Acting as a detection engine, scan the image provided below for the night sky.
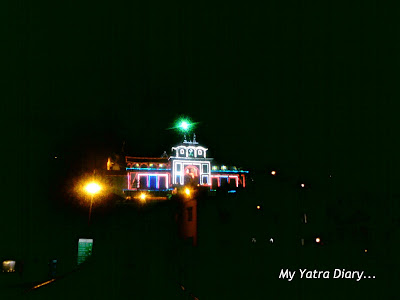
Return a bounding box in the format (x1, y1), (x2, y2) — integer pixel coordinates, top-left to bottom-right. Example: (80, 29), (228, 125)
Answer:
(6, 2), (396, 185)
(3, 0), (399, 274)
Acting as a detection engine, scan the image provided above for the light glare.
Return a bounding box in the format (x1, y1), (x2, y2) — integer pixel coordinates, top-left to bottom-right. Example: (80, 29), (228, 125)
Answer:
(185, 188), (191, 196)
(85, 183), (101, 195)
(180, 121), (189, 130)
(139, 193), (146, 202)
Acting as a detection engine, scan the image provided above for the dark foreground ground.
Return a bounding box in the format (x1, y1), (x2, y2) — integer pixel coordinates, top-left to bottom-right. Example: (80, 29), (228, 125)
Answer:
(1, 189), (397, 300)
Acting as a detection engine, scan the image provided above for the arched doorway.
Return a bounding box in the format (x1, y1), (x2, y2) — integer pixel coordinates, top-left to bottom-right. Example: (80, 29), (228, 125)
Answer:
(184, 165), (200, 185)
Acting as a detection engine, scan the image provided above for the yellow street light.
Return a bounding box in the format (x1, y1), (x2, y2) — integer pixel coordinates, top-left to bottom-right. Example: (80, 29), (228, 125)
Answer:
(86, 182), (101, 195)
(271, 171), (276, 175)
(139, 193), (147, 203)
(85, 182), (102, 224)
(184, 188), (191, 197)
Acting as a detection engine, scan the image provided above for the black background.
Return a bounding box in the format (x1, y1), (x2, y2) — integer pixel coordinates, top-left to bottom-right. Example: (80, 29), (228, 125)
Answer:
(2, 0), (399, 298)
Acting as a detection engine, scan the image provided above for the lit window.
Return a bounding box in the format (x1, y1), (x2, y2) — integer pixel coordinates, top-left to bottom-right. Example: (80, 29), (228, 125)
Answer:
(198, 150), (202, 155)
(180, 149), (184, 154)
(221, 165), (227, 170)
(212, 166), (218, 170)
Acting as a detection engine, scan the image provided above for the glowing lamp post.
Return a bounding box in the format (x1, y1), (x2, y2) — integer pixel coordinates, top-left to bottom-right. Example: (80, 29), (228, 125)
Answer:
(139, 193), (147, 203)
(85, 182), (101, 224)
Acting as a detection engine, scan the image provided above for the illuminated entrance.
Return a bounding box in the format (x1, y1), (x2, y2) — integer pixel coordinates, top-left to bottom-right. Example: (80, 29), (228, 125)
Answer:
(184, 165), (200, 185)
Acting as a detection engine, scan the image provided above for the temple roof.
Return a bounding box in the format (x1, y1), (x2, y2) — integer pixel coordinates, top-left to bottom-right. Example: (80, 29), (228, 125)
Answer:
(125, 156), (170, 164)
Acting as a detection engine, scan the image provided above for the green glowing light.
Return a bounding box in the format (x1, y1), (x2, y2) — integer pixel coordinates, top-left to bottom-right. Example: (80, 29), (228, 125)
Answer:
(180, 121), (190, 131)
(171, 117), (197, 133)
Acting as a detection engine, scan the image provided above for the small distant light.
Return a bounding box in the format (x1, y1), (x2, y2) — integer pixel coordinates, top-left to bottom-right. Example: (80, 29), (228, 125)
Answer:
(301, 184), (305, 188)
(270, 238), (274, 243)
(251, 238), (256, 243)
(365, 249), (367, 253)
(257, 205), (261, 209)
(315, 237), (321, 243)
(54, 157), (57, 159)
(271, 171), (276, 175)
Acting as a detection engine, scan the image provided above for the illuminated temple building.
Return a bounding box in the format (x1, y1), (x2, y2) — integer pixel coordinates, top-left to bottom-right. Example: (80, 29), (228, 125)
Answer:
(106, 134), (248, 199)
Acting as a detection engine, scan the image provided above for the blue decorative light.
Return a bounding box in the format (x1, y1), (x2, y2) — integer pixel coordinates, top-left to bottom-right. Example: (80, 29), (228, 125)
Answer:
(228, 190), (237, 193)
(126, 167), (172, 171)
(211, 170), (249, 173)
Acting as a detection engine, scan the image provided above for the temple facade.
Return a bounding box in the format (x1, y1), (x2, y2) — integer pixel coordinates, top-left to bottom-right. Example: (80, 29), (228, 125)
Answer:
(107, 134), (248, 199)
